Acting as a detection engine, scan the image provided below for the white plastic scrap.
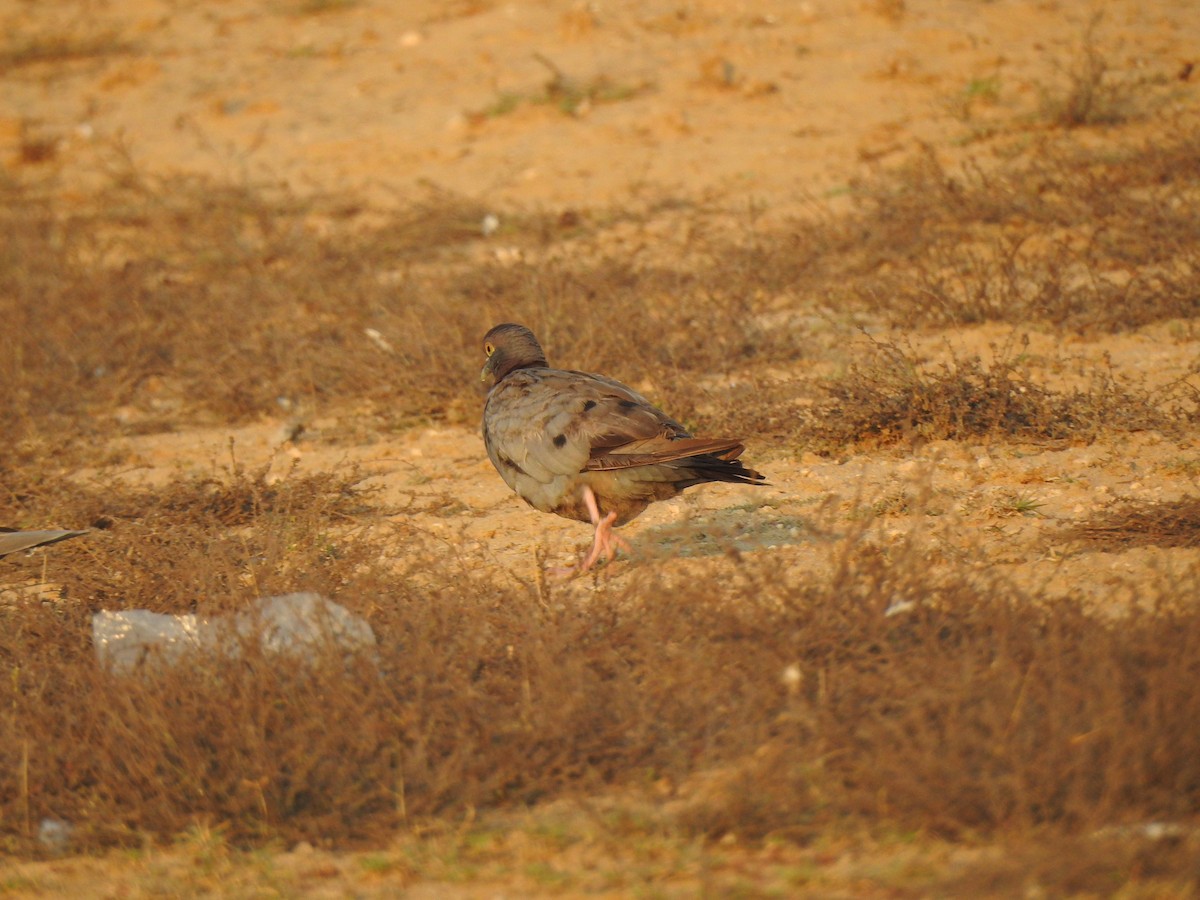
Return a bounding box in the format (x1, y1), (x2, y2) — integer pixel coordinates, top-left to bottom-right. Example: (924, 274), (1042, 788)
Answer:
(92, 592), (376, 673)
(37, 817), (75, 854)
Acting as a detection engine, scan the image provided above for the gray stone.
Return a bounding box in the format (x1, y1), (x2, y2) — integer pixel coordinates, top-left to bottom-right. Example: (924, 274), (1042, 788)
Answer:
(93, 593), (376, 673)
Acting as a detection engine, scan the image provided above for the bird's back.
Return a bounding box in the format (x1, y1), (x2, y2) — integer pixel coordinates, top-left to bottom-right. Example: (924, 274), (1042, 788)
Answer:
(483, 365), (763, 526)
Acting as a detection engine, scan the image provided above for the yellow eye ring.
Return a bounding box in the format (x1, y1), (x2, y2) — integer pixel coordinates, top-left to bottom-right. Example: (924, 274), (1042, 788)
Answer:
(485, 343), (495, 356)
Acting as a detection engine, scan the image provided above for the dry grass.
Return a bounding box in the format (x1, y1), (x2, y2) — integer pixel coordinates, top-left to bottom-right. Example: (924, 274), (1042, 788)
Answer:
(1038, 13), (1174, 129)
(938, 831), (1200, 897)
(1, 461), (376, 612)
(3, 474), (1199, 864)
(845, 134), (1200, 331)
(0, 31), (135, 73)
(0, 170), (803, 468)
(472, 52), (654, 120)
(1061, 497), (1200, 551)
(798, 332), (1164, 454)
(2, 117), (1199, 893)
(5, 124), (1198, 463)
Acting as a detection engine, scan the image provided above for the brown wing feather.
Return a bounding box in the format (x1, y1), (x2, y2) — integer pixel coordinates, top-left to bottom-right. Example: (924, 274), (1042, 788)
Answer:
(0, 529), (88, 557)
(586, 437), (745, 471)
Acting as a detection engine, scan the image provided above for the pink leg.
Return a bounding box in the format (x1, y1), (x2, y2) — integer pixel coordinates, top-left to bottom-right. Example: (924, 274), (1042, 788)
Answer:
(577, 486), (632, 573)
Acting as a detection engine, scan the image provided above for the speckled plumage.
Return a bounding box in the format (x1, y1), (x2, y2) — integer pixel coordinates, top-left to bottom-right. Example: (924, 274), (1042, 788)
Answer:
(480, 323), (765, 573)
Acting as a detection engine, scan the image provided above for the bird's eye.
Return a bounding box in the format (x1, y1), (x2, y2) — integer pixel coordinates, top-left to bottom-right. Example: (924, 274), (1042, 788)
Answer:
(485, 342), (495, 357)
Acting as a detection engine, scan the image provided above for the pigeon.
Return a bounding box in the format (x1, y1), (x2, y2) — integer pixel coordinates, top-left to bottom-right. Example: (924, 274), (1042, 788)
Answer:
(480, 323), (765, 574)
(0, 529), (88, 558)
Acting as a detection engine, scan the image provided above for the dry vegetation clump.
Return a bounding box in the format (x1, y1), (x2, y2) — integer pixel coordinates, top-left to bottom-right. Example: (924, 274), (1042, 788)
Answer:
(0, 27), (135, 73)
(621, 130), (1200, 339)
(812, 134), (1200, 331)
(667, 550), (1200, 840)
(0, 173), (804, 469)
(936, 830), (1200, 898)
(471, 51), (655, 120)
(798, 334), (1161, 453)
(7, 129), (1193, 471)
(0, 465), (401, 849)
(1038, 12), (1172, 129)
(0, 460), (378, 614)
(445, 255), (803, 377)
(1060, 496), (1200, 551)
(0, 174), (513, 460)
(3, 496), (1199, 858)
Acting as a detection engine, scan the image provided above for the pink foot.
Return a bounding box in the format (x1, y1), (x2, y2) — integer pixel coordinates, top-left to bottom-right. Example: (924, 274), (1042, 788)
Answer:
(547, 487), (633, 578)
(579, 486), (632, 572)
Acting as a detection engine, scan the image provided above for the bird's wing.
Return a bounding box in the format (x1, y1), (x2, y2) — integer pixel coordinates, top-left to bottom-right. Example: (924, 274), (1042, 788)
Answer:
(484, 368), (712, 484)
(0, 529), (88, 558)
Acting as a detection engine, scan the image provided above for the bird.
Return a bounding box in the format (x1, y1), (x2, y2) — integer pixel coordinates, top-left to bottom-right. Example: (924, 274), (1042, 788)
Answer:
(0, 529), (88, 558)
(480, 323), (766, 574)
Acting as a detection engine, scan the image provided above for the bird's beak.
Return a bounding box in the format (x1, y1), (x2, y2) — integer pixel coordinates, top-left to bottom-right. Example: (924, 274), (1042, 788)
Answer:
(480, 359), (493, 383)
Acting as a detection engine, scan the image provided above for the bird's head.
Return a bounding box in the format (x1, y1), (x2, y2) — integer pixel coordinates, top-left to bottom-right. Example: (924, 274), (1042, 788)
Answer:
(481, 323), (549, 384)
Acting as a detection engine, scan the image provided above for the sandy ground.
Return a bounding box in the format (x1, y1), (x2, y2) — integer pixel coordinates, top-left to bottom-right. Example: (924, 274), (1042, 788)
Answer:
(7, 0), (1195, 211)
(3, 0), (1199, 893)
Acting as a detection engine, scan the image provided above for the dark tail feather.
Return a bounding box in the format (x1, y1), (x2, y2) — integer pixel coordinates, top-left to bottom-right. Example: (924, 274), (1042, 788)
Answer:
(670, 454), (767, 489)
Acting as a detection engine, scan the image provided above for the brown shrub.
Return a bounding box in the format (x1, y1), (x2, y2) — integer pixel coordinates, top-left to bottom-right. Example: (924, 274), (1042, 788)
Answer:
(0, 461), (377, 614)
(3, 482), (1199, 853)
(1060, 496), (1200, 551)
(939, 831), (1200, 897)
(839, 135), (1200, 331)
(4, 126), (1195, 473)
(2, 122), (1198, 868)
(0, 175), (807, 471)
(799, 334), (1162, 453)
